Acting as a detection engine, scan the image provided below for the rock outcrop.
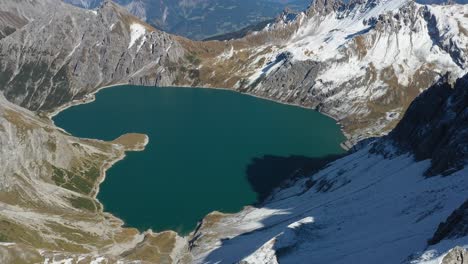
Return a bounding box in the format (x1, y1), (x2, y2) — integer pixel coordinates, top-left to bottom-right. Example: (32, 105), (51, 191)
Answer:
(0, 0), (65, 39)
(373, 74), (468, 176)
(441, 247), (468, 264)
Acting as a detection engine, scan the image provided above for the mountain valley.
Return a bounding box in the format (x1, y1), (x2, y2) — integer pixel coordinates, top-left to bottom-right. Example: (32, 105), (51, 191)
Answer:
(0, 0), (466, 263)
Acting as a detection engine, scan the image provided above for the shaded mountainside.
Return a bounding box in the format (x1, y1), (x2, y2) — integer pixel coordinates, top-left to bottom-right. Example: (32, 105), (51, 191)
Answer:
(187, 74), (468, 264)
(374, 75), (468, 176)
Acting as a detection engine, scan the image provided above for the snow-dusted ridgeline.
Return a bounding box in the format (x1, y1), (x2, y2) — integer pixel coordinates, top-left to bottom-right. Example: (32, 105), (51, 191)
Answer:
(220, 0), (468, 143)
(188, 74), (468, 264)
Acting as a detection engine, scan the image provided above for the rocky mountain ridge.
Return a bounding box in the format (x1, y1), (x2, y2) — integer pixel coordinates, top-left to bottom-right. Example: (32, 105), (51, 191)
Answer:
(0, 0), (189, 111)
(1, 0), (467, 144)
(211, 0), (468, 143)
(0, 0), (68, 39)
(0, 0), (466, 263)
(63, 0), (311, 40)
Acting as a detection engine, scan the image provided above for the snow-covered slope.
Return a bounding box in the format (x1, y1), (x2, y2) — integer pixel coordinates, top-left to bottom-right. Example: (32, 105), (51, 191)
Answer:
(188, 74), (468, 264)
(200, 0), (468, 143)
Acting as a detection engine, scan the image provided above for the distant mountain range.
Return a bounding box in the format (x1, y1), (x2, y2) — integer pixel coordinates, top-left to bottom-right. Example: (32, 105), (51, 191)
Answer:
(62, 0), (468, 40)
(62, 0), (311, 39)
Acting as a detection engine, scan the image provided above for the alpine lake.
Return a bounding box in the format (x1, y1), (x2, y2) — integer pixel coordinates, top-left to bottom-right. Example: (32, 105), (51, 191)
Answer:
(53, 85), (346, 234)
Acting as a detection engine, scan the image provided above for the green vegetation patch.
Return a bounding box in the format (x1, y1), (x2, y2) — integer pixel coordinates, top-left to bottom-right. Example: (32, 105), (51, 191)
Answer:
(45, 222), (99, 249)
(51, 164), (98, 195)
(0, 219), (45, 247)
(68, 196), (97, 212)
(186, 53), (201, 65)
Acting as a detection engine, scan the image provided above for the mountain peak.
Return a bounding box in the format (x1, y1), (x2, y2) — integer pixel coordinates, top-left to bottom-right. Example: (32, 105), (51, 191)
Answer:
(306, 0), (412, 18)
(306, 0), (344, 16)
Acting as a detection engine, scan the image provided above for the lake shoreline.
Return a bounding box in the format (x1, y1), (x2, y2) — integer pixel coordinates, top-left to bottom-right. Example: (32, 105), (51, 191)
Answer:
(92, 134), (150, 201)
(47, 83), (351, 151)
(52, 84), (346, 235)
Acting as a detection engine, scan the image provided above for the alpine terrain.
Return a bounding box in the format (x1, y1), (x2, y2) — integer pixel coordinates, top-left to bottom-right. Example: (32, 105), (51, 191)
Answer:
(62, 0), (311, 40)
(0, 0), (466, 263)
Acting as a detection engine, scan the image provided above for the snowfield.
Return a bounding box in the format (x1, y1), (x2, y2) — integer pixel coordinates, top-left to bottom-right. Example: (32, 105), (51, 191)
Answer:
(192, 144), (467, 264)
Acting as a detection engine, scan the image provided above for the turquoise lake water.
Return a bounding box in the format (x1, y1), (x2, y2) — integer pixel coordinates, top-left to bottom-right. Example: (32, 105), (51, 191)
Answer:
(53, 86), (345, 234)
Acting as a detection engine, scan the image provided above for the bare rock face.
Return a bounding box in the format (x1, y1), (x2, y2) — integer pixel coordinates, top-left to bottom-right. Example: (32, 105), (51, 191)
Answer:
(441, 247), (468, 264)
(0, 0), (65, 39)
(372, 74), (468, 176)
(0, 0), (189, 111)
(306, 0), (344, 16)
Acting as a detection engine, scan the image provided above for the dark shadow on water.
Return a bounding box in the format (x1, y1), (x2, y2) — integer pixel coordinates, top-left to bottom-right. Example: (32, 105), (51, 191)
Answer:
(246, 154), (344, 204)
(199, 153), (346, 263)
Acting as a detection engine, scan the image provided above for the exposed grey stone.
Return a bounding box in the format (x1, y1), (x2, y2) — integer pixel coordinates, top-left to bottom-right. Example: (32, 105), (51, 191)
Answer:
(0, 0), (189, 111)
(372, 74), (468, 176)
(441, 247), (468, 264)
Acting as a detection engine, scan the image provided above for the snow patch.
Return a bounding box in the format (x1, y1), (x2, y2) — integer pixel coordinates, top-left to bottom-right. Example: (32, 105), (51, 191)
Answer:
(128, 23), (146, 49)
(43, 257), (74, 264)
(196, 145), (468, 264)
(217, 46), (234, 60)
(410, 237), (468, 264)
(90, 257), (106, 264)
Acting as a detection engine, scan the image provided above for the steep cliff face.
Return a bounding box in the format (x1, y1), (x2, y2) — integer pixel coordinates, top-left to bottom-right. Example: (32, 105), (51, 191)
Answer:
(374, 75), (468, 176)
(0, 0), (65, 39)
(0, 0), (189, 111)
(187, 74), (468, 264)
